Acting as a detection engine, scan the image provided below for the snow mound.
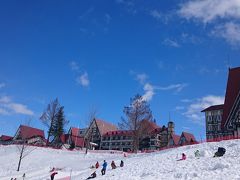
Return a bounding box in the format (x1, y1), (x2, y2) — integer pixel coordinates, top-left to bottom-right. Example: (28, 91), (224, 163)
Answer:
(1, 139), (240, 179)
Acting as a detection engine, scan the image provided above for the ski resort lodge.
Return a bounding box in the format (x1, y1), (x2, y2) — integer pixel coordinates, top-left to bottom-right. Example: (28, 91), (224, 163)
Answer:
(202, 67), (240, 140)
(0, 118), (196, 151)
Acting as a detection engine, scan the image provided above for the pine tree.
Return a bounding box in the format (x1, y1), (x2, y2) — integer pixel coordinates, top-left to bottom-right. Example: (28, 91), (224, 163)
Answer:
(52, 106), (68, 147)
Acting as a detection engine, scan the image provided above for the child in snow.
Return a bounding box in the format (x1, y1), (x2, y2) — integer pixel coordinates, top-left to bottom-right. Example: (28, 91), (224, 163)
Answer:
(87, 171), (97, 179)
(177, 153), (186, 161)
(194, 150), (200, 158)
(101, 160), (107, 175)
(95, 161), (99, 169)
(182, 153), (186, 160)
(50, 172), (58, 180)
(120, 160), (124, 167)
(111, 161), (117, 169)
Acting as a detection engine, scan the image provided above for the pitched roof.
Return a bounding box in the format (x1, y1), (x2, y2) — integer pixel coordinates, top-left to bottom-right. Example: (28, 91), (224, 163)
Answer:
(140, 119), (160, 134)
(16, 125), (45, 139)
(201, 104), (224, 112)
(181, 132), (196, 142)
(95, 119), (117, 136)
(170, 134), (180, 145)
(0, 135), (13, 141)
(70, 127), (80, 137)
(222, 67), (240, 128)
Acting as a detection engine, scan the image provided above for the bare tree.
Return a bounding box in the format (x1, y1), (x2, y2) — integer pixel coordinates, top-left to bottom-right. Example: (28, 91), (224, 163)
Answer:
(119, 94), (153, 153)
(84, 107), (98, 154)
(15, 121), (37, 171)
(40, 98), (61, 146)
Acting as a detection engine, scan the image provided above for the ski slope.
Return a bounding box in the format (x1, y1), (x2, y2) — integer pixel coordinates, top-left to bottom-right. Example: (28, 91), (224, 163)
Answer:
(1, 139), (240, 180)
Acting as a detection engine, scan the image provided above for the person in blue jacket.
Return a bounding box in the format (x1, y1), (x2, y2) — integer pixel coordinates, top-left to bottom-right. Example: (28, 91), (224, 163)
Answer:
(101, 160), (107, 175)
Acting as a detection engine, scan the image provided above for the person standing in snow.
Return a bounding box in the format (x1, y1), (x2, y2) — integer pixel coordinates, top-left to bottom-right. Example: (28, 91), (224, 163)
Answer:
(120, 160), (124, 167)
(101, 160), (107, 175)
(194, 150), (200, 158)
(50, 172), (58, 180)
(95, 161), (99, 169)
(111, 161), (117, 169)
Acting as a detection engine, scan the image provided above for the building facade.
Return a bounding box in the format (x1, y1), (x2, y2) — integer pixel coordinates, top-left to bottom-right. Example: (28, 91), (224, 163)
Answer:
(202, 67), (240, 140)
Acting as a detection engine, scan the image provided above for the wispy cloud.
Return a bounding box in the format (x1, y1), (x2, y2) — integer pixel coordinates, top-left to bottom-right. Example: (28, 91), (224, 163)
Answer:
(0, 83), (5, 89)
(175, 106), (185, 111)
(70, 61), (90, 88)
(133, 72), (187, 101)
(183, 95), (224, 125)
(156, 83), (188, 92)
(70, 61), (80, 71)
(142, 83), (154, 101)
(162, 38), (180, 48)
(212, 22), (240, 46)
(104, 13), (112, 24)
(150, 10), (162, 20)
(179, 0), (240, 23)
(76, 72), (90, 87)
(136, 73), (148, 84)
(178, 0), (240, 46)
(0, 96), (34, 116)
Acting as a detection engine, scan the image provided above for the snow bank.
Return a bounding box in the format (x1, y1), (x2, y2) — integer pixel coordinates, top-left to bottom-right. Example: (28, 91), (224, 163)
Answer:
(1, 140), (240, 179)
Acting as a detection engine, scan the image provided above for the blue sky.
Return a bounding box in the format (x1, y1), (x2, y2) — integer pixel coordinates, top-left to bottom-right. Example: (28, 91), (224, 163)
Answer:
(0, 0), (240, 140)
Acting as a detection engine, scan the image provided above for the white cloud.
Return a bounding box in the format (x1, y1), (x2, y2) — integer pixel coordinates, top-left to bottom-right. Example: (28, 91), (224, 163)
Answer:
(156, 83), (188, 92)
(212, 22), (240, 45)
(0, 83), (5, 89)
(179, 0), (240, 46)
(134, 73), (187, 102)
(183, 95), (224, 124)
(175, 106), (185, 111)
(163, 38), (180, 48)
(76, 72), (90, 87)
(0, 95), (34, 116)
(5, 103), (34, 115)
(142, 83), (154, 102)
(70, 61), (80, 71)
(136, 73), (148, 84)
(179, 0), (240, 23)
(0, 96), (11, 103)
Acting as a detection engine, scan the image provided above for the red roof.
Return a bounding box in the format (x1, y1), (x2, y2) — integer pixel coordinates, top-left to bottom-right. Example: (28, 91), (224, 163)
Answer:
(95, 119), (117, 136)
(0, 135), (13, 141)
(171, 134), (180, 145)
(222, 67), (240, 128)
(140, 120), (160, 134)
(181, 132), (196, 142)
(201, 104), (224, 112)
(70, 127), (80, 136)
(16, 125), (45, 139)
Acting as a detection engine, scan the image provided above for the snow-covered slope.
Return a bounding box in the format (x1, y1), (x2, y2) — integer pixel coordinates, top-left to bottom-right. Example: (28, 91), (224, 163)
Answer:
(1, 140), (240, 180)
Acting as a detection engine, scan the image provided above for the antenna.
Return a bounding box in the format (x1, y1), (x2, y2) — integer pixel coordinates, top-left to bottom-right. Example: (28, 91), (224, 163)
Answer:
(169, 112), (171, 122)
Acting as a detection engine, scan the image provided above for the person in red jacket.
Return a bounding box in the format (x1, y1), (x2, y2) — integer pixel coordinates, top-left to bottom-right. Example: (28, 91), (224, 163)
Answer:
(50, 172), (58, 180)
(95, 161), (99, 169)
(182, 153), (186, 160)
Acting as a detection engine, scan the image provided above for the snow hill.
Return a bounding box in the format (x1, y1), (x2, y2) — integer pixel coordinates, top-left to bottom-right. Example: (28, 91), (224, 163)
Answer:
(1, 139), (240, 180)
